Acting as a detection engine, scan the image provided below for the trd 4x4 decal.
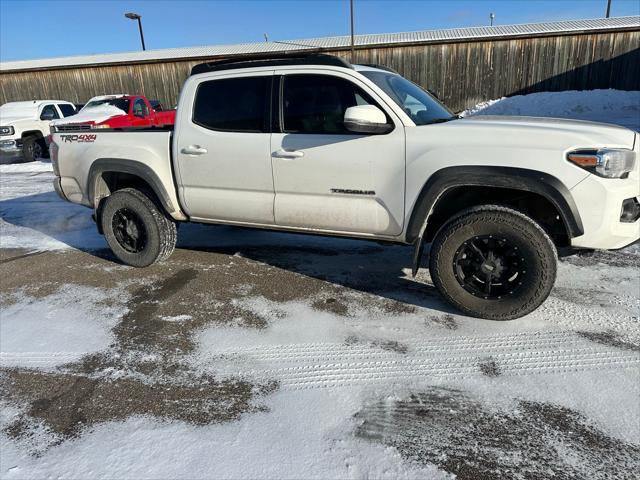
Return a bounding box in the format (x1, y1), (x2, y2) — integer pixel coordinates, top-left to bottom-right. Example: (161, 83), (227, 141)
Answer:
(60, 134), (97, 143)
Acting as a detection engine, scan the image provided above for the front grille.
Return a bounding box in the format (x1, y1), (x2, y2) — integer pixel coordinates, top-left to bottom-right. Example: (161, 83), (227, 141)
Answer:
(55, 124), (92, 132)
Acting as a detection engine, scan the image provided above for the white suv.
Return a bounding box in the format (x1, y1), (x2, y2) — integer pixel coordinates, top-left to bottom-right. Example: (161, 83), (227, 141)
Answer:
(51, 54), (640, 319)
(0, 100), (76, 163)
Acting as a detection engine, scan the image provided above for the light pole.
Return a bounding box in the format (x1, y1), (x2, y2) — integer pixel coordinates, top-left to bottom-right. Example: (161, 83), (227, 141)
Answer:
(489, 13), (495, 26)
(606, 0), (612, 18)
(125, 12), (146, 51)
(350, 0), (355, 62)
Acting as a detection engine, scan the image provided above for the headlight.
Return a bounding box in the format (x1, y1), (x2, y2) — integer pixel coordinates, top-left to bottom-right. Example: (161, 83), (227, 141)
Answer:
(567, 148), (635, 179)
(91, 124), (110, 129)
(0, 126), (15, 136)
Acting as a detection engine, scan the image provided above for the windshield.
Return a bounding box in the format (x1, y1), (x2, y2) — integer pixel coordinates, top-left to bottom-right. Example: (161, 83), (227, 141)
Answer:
(360, 71), (455, 125)
(82, 98), (130, 113)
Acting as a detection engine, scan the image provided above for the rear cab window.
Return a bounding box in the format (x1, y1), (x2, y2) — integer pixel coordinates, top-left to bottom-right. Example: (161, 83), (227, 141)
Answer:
(192, 76), (271, 132)
(57, 104), (76, 117)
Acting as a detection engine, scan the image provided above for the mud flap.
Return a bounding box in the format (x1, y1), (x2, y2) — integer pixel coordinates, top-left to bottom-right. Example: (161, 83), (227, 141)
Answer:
(411, 234), (425, 277)
(93, 201), (104, 235)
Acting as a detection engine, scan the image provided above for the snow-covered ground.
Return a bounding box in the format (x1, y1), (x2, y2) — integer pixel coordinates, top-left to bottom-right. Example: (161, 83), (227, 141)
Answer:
(0, 90), (639, 479)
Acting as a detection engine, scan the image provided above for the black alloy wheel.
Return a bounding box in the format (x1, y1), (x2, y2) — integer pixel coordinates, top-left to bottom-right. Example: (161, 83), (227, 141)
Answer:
(112, 208), (148, 253)
(453, 235), (526, 299)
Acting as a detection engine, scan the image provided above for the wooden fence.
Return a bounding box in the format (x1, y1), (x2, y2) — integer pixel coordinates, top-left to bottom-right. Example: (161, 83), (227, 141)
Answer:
(1, 29), (638, 112)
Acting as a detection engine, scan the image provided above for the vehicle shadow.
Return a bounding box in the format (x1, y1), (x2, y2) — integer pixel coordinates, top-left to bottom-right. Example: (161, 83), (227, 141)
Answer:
(0, 192), (453, 314)
(177, 223), (452, 314)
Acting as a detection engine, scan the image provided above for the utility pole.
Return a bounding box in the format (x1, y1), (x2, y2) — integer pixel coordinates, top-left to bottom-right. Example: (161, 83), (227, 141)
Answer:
(125, 12), (146, 51)
(350, 0), (355, 62)
(606, 0), (612, 18)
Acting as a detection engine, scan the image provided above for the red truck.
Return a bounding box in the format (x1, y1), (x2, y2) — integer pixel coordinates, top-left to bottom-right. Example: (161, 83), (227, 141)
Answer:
(53, 94), (175, 131)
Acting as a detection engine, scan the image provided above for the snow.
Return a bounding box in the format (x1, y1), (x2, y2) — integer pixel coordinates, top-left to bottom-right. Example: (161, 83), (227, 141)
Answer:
(160, 314), (193, 322)
(0, 161), (107, 250)
(52, 104), (124, 126)
(0, 102), (38, 120)
(461, 89), (640, 131)
(0, 285), (126, 368)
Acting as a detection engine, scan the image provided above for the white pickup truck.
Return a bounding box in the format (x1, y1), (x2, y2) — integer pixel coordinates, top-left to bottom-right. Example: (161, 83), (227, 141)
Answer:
(51, 54), (640, 320)
(0, 100), (77, 163)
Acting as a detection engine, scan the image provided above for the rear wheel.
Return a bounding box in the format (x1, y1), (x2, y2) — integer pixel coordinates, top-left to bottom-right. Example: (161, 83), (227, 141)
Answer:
(101, 188), (177, 267)
(429, 205), (557, 320)
(22, 135), (45, 162)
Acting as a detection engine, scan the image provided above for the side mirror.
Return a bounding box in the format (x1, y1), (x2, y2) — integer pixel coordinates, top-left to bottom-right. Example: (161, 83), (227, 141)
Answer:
(40, 111), (55, 121)
(344, 105), (392, 134)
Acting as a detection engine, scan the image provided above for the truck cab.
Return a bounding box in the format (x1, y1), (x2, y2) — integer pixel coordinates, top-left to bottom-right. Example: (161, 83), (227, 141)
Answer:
(0, 100), (76, 162)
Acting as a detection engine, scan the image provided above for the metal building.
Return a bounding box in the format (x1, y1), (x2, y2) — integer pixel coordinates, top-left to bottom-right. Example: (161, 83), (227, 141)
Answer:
(1, 16), (638, 112)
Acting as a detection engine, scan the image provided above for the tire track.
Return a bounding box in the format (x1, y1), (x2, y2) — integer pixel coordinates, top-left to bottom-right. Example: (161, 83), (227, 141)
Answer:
(201, 330), (640, 390)
(215, 330), (581, 355)
(281, 358), (640, 390)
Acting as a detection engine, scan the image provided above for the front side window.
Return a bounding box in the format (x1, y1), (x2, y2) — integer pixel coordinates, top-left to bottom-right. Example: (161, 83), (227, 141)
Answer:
(40, 104), (59, 120)
(360, 71), (455, 125)
(283, 74), (382, 134)
(133, 99), (149, 117)
(58, 104), (76, 117)
(193, 76), (270, 132)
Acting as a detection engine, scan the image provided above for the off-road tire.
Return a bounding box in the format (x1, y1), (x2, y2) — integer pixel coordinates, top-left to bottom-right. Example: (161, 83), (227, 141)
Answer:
(101, 188), (177, 267)
(22, 135), (46, 162)
(429, 205), (557, 320)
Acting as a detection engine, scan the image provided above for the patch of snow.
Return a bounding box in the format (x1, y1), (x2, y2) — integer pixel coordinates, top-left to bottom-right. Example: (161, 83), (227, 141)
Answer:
(0, 402), (446, 480)
(461, 89), (640, 131)
(0, 285), (127, 368)
(0, 162), (106, 250)
(159, 314), (193, 322)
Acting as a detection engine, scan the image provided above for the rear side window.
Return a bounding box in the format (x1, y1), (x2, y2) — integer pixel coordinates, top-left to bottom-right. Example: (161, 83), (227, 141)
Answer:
(58, 104), (76, 117)
(282, 74), (380, 134)
(193, 76), (270, 132)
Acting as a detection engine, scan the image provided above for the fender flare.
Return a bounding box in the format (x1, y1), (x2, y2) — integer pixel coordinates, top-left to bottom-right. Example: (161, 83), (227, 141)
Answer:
(88, 158), (175, 214)
(408, 166), (584, 276)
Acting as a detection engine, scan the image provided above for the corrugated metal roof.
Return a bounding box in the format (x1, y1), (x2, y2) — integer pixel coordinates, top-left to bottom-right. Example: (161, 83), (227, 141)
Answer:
(1, 16), (638, 72)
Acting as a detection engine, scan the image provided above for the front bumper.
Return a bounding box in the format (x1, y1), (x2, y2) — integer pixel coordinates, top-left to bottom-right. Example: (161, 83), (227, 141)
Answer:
(570, 174), (640, 250)
(0, 139), (24, 164)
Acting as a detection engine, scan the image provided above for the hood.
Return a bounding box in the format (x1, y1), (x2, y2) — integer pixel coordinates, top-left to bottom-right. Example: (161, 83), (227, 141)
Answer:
(0, 115), (41, 128)
(457, 115), (636, 150)
(0, 115), (31, 125)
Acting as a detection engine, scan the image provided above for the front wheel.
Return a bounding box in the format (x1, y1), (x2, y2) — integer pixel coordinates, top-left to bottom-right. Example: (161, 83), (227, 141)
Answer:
(429, 205), (557, 320)
(101, 188), (177, 267)
(22, 135), (46, 162)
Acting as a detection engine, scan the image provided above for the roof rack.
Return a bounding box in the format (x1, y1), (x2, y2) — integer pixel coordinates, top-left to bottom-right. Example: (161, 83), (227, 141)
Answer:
(190, 53), (352, 75)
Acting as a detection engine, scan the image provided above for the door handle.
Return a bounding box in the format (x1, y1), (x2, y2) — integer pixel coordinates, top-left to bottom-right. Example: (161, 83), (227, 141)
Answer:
(273, 149), (304, 159)
(181, 145), (208, 155)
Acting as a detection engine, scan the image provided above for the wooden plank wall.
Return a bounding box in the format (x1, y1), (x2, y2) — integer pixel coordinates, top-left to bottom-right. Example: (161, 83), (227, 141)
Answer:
(1, 29), (638, 112)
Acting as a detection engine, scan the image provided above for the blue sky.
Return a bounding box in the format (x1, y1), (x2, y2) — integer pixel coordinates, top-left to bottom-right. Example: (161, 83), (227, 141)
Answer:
(1, 0), (639, 62)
